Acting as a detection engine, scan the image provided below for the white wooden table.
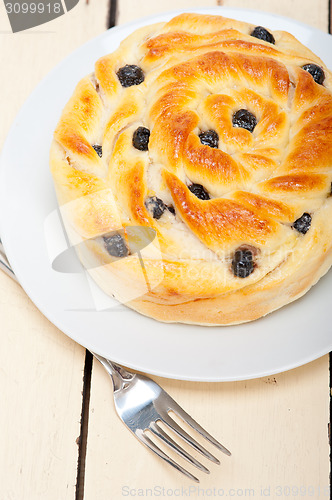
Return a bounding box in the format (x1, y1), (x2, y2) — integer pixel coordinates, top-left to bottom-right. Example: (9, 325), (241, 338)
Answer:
(0, 1), (330, 499)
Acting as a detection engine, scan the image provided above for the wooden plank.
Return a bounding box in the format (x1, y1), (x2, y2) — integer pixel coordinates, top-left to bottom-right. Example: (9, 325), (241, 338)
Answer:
(221, 0), (328, 31)
(84, 0), (330, 498)
(0, 276), (85, 500)
(0, 2), (109, 499)
(117, 0), (329, 30)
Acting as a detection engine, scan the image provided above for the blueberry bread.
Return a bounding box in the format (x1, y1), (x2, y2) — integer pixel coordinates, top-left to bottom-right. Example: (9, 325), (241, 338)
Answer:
(50, 13), (332, 325)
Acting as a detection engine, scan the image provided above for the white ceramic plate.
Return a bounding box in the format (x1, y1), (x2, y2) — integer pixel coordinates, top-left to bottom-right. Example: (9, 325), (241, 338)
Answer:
(1, 7), (332, 382)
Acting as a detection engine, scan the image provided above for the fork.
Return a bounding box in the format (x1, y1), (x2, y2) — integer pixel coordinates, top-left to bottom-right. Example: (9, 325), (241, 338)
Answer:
(0, 239), (17, 282)
(94, 353), (230, 482)
(0, 239), (231, 482)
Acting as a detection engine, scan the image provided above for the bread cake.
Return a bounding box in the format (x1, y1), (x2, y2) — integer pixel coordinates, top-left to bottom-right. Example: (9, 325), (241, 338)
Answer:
(50, 13), (332, 325)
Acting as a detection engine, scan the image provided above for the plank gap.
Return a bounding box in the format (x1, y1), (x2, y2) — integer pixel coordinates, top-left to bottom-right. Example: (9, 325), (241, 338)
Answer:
(75, 350), (93, 500)
(107, 0), (118, 29)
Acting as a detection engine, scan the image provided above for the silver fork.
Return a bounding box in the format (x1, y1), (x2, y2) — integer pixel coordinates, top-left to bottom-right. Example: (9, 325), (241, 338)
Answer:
(0, 240), (231, 482)
(94, 354), (230, 482)
(0, 239), (18, 282)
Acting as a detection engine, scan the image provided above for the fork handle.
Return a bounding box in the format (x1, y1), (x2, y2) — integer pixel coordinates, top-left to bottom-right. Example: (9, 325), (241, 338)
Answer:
(0, 240), (18, 283)
(92, 352), (135, 392)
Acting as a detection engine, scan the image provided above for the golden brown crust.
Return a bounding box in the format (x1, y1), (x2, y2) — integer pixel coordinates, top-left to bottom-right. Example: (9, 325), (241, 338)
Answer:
(50, 13), (332, 325)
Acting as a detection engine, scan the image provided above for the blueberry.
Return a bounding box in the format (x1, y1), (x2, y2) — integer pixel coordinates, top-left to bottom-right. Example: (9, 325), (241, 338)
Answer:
(92, 144), (102, 157)
(232, 248), (255, 278)
(133, 127), (150, 151)
(117, 64), (145, 87)
(167, 205), (176, 215)
(302, 64), (325, 85)
(251, 26), (275, 44)
(199, 130), (219, 148)
(232, 109), (257, 132)
(145, 196), (167, 219)
(188, 184), (210, 200)
(103, 233), (129, 257)
(292, 213), (312, 234)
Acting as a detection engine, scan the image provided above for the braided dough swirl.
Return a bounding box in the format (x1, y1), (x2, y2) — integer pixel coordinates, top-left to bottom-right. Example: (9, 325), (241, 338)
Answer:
(50, 13), (332, 325)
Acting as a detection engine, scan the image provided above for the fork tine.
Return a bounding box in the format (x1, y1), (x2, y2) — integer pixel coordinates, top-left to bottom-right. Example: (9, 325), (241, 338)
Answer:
(138, 431), (200, 483)
(150, 422), (210, 474)
(169, 401), (231, 456)
(161, 413), (220, 464)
